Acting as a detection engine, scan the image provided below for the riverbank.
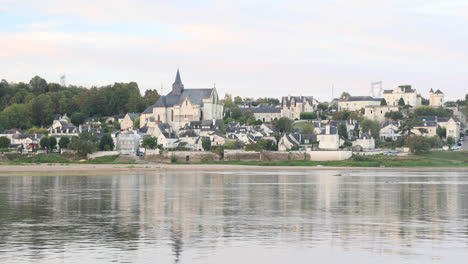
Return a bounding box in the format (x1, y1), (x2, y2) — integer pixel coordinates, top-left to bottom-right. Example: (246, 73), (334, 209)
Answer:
(1, 163), (468, 174)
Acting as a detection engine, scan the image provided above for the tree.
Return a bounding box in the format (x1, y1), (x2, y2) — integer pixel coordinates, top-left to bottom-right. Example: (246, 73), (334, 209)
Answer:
(234, 96), (243, 105)
(447, 136), (455, 146)
(338, 123), (348, 139)
(0, 104), (32, 129)
(384, 111), (404, 121)
(40, 137), (50, 152)
(143, 89), (160, 106)
(142, 136), (157, 149)
(317, 103), (329, 112)
(301, 123), (315, 134)
(98, 134), (114, 151)
(202, 137), (211, 151)
(398, 117), (419, 137)
(221, 94), (235, 108)
(0, 136), (10, 148)
(360, 119), (380, 140)
(231, 107), (243, 120)
(421, 97), (429, 105)
(274, 117), (293, 132)
(29, 94), (54, 126)
(340, 92), (351, 99)
(26, 127), (48, 135)
(300, 112), (317, 120)
(133, 117), (140, 128)
(406, 136), (431, 154)
(48, 136), (57, 150)
(71, 112), (87, 126)
(68, 132), (98, 157)
(240, 110), (255, 124)
(380, 99), (387, 106)
(398, 98), (405, 106)
(59, 136), (70, 149)
(414, 106), (453, 117)
(29, 76), (48, 95)
(436, 126), (446, 139)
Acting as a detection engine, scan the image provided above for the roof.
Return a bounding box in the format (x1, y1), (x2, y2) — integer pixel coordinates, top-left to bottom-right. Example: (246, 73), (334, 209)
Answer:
(360, 133), (372, 139)
(282, 96), (315, 107)
(154, 89), (213, 107)
(142, 106), (153, 114)
(434, 89), (443, 94)
(241, 107), (281, 113)
(340, 96), (382, 102)
(127, 113), (140, 121)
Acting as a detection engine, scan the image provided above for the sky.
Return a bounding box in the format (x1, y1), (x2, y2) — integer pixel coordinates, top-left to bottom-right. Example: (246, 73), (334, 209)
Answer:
(0, 0), (467, 101)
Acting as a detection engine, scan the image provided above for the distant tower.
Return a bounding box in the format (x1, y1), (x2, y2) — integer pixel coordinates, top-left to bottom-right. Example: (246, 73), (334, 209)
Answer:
(370, 81), (383, 98)
(429, 88), (444, 107)
(172, 69), (184, 95)
(60, 74), (66, 87)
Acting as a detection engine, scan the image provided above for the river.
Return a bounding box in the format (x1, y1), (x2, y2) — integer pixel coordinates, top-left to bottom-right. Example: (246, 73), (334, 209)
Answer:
(0, 169), (467, 263)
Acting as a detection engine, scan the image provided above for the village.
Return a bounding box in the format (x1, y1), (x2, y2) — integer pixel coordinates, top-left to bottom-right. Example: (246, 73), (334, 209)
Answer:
(0, 70), (467, 163)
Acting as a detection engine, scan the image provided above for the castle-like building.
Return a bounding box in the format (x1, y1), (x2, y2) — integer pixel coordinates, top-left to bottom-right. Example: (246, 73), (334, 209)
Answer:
(429, 88), (444, 107)
(140, 70), (223, 131)
(383, 86), (421, 107)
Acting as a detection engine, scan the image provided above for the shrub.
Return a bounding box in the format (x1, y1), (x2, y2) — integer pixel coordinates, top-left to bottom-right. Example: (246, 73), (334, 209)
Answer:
(351, 155), (370, 161)
(170, 154), (178, 163)
(0, 136), (11, 148)
(406, 136), (431, 154)
(300, 112), (317, 120)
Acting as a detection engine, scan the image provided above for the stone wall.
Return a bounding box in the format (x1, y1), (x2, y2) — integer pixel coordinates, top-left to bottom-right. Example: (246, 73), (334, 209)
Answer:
(308, 151), (352, 161)
(87, 151), (120, 159)
(144, 151), (220, 163)
(224, 150), (261, 161)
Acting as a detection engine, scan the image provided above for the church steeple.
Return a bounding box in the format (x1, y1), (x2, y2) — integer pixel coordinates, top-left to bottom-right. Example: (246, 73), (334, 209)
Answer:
(172, 69), (184, 94)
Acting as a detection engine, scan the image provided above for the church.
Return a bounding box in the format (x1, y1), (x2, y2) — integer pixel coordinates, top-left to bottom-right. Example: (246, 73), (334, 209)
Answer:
(140, 70), (224, 131)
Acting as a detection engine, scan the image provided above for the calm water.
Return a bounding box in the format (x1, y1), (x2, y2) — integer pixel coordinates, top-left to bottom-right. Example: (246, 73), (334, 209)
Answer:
(1, 169), (468, 264)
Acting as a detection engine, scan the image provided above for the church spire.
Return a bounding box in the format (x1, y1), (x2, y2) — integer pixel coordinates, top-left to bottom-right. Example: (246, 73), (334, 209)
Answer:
(172, 69), (184, 94)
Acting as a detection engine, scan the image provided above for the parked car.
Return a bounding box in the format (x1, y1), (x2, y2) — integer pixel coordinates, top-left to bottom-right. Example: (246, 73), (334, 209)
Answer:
(451, 144), (461, 150)
(384, 151), (398, 156)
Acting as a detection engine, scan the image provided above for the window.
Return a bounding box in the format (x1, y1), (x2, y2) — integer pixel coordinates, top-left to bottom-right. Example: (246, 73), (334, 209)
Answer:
(171, 110), (174, 121)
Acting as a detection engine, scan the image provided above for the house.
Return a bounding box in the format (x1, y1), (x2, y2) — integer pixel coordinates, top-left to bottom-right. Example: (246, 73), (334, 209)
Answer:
(117, 114), (126, 124)
(352, 133), (375, 150)
(115, 131), (142, 154)
(413, 116), (461, 141)
(278, 133), (317, 151)
(240, 107), (283, 122)
(121, 113), (140, 131)
(84, 117), (102, 126)
(316, 125), (340, 150)
(337, 96), (381, 111)
(140, 70), (224, 131)
(429, 89), (444, 107)
(11, 134), (44, 152)
(49, 115), (79, 135)
(379, 122), (402, 141)
(383, 86), (421, 107)
(281, 96), (317, 120)
(363, 105), (400, 123)
(155, 123), (178, 149)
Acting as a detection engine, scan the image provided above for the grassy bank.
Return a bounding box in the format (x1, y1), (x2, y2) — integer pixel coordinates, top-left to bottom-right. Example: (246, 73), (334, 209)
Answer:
(0, 154), (136, 165)
(202, 151), (468, 167)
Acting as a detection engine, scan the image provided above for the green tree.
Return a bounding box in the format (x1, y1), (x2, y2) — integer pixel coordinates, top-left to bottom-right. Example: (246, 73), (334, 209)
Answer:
(380, 99), (387, 106)
(338, 123), (348, 139)
(48, 136), (57, 150)
(274, 117), (293, 132)
(26, 127), (48, 135)
(240, 110), (255, 124)
(447, 136), (455, 146)
(301, 123), (315, 134)
(40, 137), (50, 152)
(398, 98), (405, 106)
(436, 126), (446, 139)
(29, 76), (48, 95)
(0, 104), (32, 129)
(360, 119), (380, 140)
(143, 89), (160, 106)
(0, 136), (10, 148)
(29, 94), (54, 126)
(142, 136), (157, 149)
(133, 117), (140, 128)
(317, 103), (329, 112)
(300, 112), (317, 120)
(231, 107), (243, 121)
(98, 134), (114, 151)
(406, 136), (431, 154)
(421, 97), (429, 105)
(71, 112), (87, 126)
(398, 117), (419, 137)
(202, 137), (211, 151)
(384, 111), (404, 121)
(221, 94), (235, 108)
(59, 136), (70, 149)
(69, 132), (98, 157)
(414, 106), (453, 117)
(234, 96), (243, 105)
(340, 92), (351, 99)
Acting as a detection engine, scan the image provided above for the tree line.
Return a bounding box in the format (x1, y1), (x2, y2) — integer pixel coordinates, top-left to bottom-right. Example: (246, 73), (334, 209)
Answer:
(0, 76), (160, 130)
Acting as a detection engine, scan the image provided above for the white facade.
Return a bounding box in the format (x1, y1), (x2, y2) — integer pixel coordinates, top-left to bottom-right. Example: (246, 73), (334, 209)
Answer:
(383, 86), (421, 107)
(364, 106), (400, 123)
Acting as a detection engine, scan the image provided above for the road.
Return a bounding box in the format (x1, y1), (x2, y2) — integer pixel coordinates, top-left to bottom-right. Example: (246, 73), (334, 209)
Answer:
(460, 136), (468, 151)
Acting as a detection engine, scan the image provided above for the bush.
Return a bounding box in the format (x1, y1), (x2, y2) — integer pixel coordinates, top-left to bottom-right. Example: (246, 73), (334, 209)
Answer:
(414, 106), (453, 117)
(406, 136), (431, 154)
(142, 136), (157, 149)
(300, 112), (317, 120)
(17, 154), (70, 163)
(351, 155), (371, 161)
(447, 136), (455, 146)
(0, 136), (11, 148)
(170, 154), (178, 163)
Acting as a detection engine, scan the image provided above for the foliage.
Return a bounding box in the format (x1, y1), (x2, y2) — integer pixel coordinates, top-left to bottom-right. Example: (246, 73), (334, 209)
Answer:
(436, 126), (446, 138)
(255, 97), (280, 106)
(98, 134), (114, 151)
(240, 110), (256, 124)
(142, 136), (157, 149)
(273, 117), (293, 132)
(317, 103), (329, 112)
(398, 98), (405, 106)
(133, 117), (140, 128)
(406, 136), (431, 154)
(71, 112), (87, 126)
(300, 112), (317, 120)
(0, 77), (154, 129)
(413, 106), (453, 117)
(230, 107), (243, 120)
(17, 154), (70, 163)
(384, 111), (404, 121)
(224, 140), (244, 149)
(332, 110), (362, 121)
(39, 136), (57, 152)
(202, 137), (211, 151)
(421, 97), (429, 106)
(59, 136), (70, 149)
(447, 136), (455, 146)
(398, 117), (420, 137)
(301, 123), (315, 134)
(380, 99), (387, 106)
(26, 127), (49, 135)
(360, 119), (380, 140)
(245, 139), (277, 151)
(0, 136), (11, 148)
(221, 94), (235, 108)
(340, 92), (351, 99)
(338, 123), (348, 139)
(68, 132), (98, 157)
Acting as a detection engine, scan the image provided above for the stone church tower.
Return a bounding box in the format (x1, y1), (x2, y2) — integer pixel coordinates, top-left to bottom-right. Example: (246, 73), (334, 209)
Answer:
(172, 69), (184, 95)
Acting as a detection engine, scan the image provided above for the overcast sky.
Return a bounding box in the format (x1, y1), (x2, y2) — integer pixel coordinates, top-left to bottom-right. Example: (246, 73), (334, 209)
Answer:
(1, 0), (467, 101)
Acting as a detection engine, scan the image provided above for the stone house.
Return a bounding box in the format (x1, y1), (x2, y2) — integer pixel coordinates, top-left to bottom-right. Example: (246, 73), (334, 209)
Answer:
(429, 89), (444, 107)
(379, 121), (402, 141)
(115, 131), (142, 154)
(363, 105), (400, 123)
(352, 133), (375, 150)
(337, 96), (381, 111)
(383, 86), (421, 107)
(281, 96), (317, 120)
(120, 113), (140, 131)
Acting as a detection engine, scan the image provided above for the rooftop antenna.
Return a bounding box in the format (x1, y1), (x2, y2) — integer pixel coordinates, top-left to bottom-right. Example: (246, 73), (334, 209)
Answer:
(370, 81), (383, 98)
(160, 82), (164, 94)
(60, 74), (66, 87)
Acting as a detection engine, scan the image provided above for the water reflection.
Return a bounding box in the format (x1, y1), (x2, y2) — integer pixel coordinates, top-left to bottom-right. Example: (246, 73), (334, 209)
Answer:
(0, 170), (467, 263)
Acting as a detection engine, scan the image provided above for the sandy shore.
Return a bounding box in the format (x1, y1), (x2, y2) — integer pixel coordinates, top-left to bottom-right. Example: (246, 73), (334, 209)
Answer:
(0, 163), (468, 174)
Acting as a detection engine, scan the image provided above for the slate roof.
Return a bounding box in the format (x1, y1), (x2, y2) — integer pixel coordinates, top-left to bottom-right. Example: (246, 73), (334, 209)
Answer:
(154, 89), (213, 107)
(240, 107), (281, 113)
(142, 106), (153, 114)
(340, 96), (382, 102)
(179, 129), (198, 137)
(282, 96), (314, 107)
(127, 113), (140, 121)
